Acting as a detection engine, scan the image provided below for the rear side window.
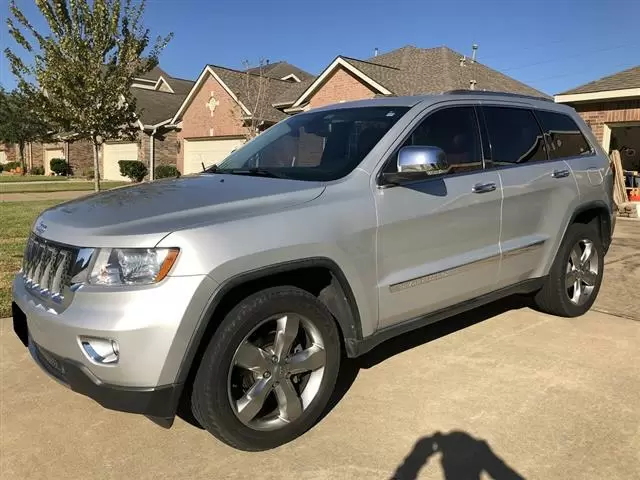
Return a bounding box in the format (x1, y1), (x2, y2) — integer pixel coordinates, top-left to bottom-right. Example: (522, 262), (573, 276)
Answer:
(483, 107), (547, 165)
(536, 110), (592, 159)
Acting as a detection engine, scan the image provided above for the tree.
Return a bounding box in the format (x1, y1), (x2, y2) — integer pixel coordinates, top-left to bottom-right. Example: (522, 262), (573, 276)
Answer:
(5, 0), (172, 191)
(240, 59), (270, 141)
(0, 88), (51, 174)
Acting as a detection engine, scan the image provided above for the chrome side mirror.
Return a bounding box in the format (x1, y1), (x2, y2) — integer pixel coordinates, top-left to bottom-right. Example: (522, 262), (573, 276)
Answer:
(397, 146), (449, 174)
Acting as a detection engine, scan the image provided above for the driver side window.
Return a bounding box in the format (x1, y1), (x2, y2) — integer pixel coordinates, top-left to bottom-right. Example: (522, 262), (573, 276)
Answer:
(386, 106), (483, 174)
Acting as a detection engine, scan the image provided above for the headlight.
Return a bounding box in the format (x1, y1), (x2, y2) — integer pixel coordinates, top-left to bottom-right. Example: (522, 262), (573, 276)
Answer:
(80, 248), (179, 286)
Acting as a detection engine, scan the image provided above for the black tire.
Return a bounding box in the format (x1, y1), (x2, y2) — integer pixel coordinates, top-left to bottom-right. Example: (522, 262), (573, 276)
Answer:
(190, 286), (341, 451)
(533, 222), (604, 317)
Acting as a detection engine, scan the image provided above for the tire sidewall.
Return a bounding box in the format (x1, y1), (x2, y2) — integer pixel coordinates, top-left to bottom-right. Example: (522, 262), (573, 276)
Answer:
(193, 286), (341, 450)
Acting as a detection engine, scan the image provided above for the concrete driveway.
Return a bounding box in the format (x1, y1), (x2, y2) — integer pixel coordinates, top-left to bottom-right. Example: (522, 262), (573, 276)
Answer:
(1, 220), (639, 480)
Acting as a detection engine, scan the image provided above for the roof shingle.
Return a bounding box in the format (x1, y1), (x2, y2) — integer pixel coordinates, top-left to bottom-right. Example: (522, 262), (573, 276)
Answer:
(246, 61), (314, 82)
(559, 65), (640, 95)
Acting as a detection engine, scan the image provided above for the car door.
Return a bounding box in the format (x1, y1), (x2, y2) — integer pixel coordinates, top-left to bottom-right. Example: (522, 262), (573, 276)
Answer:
(375, 105), (502, 329)
(480, 105), (580, 289)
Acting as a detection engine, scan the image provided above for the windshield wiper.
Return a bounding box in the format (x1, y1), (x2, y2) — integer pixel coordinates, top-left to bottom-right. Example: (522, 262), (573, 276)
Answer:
(215, 167), (287, 179)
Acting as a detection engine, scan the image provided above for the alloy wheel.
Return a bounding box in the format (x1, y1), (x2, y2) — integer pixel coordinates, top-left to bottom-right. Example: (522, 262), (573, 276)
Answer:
(227, 313), (326, 431)
(565, 238), (599, 306)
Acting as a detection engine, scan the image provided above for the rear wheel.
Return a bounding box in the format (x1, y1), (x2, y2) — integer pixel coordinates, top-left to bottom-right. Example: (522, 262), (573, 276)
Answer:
(191, 286), (341, 451)
(533, 223), (604, 317)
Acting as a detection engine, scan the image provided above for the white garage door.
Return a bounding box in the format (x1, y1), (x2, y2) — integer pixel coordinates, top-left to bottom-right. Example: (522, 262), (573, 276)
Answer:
(0, 151), (7, 164)
(103, 142), (138, 181)
(183, 138), (245, 174)
(44, 149), (64, 175)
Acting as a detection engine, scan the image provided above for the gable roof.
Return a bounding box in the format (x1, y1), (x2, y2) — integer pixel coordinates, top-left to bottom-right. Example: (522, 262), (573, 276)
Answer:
(171, 65), (292, 124)
(558, 65), (640, 95)
(246, 61), (314, 82)
(287, 45), (548, 108)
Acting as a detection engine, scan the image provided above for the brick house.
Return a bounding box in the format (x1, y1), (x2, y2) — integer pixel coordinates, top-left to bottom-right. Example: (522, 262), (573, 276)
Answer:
(171, 45), (547, 173)
(555, 65), (640, 176)
(0, 66), (194, 180)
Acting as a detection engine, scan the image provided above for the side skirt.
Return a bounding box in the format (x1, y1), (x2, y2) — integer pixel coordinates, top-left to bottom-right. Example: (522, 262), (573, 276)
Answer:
(345, 277), (545, 358)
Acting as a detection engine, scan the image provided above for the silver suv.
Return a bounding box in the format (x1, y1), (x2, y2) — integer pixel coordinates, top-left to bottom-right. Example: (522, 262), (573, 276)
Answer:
(12, 91), (615, 451)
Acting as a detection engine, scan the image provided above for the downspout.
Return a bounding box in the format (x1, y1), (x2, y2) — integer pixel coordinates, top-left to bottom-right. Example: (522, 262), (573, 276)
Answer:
(149, 128), (156, 181)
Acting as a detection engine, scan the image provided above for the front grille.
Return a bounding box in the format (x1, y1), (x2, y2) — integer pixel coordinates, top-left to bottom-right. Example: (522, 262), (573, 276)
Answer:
(22, 235), (78, 303)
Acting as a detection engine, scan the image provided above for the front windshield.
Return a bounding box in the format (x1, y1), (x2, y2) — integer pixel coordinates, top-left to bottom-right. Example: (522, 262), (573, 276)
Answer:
(214, 106), (410, 181)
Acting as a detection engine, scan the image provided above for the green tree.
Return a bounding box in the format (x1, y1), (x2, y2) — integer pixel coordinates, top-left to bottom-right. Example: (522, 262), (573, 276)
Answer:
(0, 88), (51, 174)
(5, 0), (172, 191)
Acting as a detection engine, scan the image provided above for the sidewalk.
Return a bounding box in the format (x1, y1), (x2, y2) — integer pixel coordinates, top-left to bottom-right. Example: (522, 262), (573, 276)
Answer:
(0, 191), (90, 202)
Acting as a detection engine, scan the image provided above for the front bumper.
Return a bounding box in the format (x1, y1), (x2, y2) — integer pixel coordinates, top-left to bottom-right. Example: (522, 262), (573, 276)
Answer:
(13, 302), (182, 418)
(11, 272), (216, 419)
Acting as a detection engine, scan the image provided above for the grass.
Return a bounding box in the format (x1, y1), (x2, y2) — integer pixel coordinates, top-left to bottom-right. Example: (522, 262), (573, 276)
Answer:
(0, 200), (61, 318)
(0, 175), (69, 183)
(1, 181), (128, 193)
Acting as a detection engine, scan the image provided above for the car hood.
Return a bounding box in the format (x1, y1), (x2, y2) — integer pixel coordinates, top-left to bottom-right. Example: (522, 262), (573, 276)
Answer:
(35, 174), (325, 248)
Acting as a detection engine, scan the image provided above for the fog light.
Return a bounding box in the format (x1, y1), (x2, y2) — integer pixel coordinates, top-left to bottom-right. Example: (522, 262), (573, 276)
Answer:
(80, 337), (119, 364)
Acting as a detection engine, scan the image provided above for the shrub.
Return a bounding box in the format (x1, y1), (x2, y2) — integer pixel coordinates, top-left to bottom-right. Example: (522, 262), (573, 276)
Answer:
(5, 161), (21, 171)
(30, 166), (45, 175)
(0, 163), (3, 173)
(155, 164), (181, 179)
(50, 158), (68, 176)
(118, 160), (147, 182)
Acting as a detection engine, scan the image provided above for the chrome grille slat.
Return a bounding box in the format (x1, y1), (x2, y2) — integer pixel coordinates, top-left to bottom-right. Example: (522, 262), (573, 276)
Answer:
(21, 235), (79, 303)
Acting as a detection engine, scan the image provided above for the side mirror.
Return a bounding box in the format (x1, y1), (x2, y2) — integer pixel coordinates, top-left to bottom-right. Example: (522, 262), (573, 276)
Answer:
(382, 146), (449, 185)
(398, 145), (448, 173)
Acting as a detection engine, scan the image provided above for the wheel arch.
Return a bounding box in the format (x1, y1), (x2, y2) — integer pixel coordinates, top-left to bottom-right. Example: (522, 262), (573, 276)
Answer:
(567, 200), (614, 253)
(174, 257), (363, 387)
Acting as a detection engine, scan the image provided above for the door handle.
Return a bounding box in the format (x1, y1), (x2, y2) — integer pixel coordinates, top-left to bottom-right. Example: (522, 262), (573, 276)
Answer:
(472, 182), (497, 194)
(552, 169), (570, 178)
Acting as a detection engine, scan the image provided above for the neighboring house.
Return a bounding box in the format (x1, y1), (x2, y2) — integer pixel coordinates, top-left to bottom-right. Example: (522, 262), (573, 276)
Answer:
(555, 65), (640, 174)
(172, 45), (546, 174)
(171, 62), (309, 174)
(0, 66), (194, 180)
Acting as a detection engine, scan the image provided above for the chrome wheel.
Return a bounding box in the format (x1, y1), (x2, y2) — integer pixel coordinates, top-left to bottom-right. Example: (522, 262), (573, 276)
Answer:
(565, 238), (599, 306)
(228, 313), (326, 431)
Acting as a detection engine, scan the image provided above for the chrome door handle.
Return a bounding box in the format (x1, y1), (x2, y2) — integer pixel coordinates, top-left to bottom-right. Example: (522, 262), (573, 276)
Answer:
(552, 169), (570, 178)
(472, 182), (497, 194)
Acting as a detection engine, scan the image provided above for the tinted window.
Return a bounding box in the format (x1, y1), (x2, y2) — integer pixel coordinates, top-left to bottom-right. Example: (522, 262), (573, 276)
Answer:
(216, 106), (409, 181)
(390, 107), (482, 174)
(483, 107), (547, 165)
(536, 110), (592, 159)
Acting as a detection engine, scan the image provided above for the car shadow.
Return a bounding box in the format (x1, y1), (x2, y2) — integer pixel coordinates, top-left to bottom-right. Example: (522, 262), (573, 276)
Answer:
(391, 430), (525, 480)
(318, 294), (533, 422)
(177, 294), (533, 431)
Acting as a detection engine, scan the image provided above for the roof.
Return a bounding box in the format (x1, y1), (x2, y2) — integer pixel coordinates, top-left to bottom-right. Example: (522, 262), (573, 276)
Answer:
(208, 65), (291, 122)
(366, 46), (549, 98)
(287, 46), (549, 108)
(132, 87), (188, 125)
(246, 61), (314, 82)
(559, 65), (640, 95)
(130, 67), (195, 125)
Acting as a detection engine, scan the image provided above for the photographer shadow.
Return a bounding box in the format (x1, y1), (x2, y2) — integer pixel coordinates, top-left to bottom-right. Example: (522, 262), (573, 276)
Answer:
(391, 430), (525, 480)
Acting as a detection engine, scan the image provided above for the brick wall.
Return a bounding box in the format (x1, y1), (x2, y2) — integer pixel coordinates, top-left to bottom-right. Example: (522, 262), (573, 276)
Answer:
(574, 99), (640, 143)
(307, 67), (377, 110)
(139, 130), (179, 171)
(68, 140), (95, 176)
(176, 73), (249, 173)
(0, 143), (18, 163)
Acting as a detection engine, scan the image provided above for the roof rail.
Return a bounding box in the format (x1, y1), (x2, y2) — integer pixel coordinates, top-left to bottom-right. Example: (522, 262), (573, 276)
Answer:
(444, 89), (554, 103)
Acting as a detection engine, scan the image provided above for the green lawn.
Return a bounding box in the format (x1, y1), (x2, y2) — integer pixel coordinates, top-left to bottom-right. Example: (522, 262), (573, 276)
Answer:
(0, 200), (61, 318)
(1, 180), (128, 193)
(0, 175), (69, 182)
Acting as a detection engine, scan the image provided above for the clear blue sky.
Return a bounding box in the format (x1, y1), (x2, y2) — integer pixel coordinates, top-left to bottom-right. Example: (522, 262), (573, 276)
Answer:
(1, 0), (638, 95)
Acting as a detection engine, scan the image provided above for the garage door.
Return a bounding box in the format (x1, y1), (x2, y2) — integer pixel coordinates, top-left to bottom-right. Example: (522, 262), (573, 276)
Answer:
(103, 142), (138, 181)
(183, 138), (245, 174)
(44, 149), (64, 175)
(0, 150), (6, 164)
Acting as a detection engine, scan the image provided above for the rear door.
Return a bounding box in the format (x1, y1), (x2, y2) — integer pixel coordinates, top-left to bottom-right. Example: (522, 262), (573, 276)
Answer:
(480, 105), (580, 288)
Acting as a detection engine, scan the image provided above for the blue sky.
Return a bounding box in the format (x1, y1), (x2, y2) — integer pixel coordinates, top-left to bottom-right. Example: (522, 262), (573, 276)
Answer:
(1, 0), (638, 95)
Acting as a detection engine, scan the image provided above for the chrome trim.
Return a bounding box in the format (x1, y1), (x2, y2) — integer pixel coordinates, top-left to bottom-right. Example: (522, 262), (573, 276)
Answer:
(501, 240), (546, 260)
(389, 253), (500, 293)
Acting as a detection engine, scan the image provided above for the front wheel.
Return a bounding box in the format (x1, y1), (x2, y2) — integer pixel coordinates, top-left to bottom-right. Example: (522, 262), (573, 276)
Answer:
(191, 286), (341, 451)
(533, 223), (604, 317)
